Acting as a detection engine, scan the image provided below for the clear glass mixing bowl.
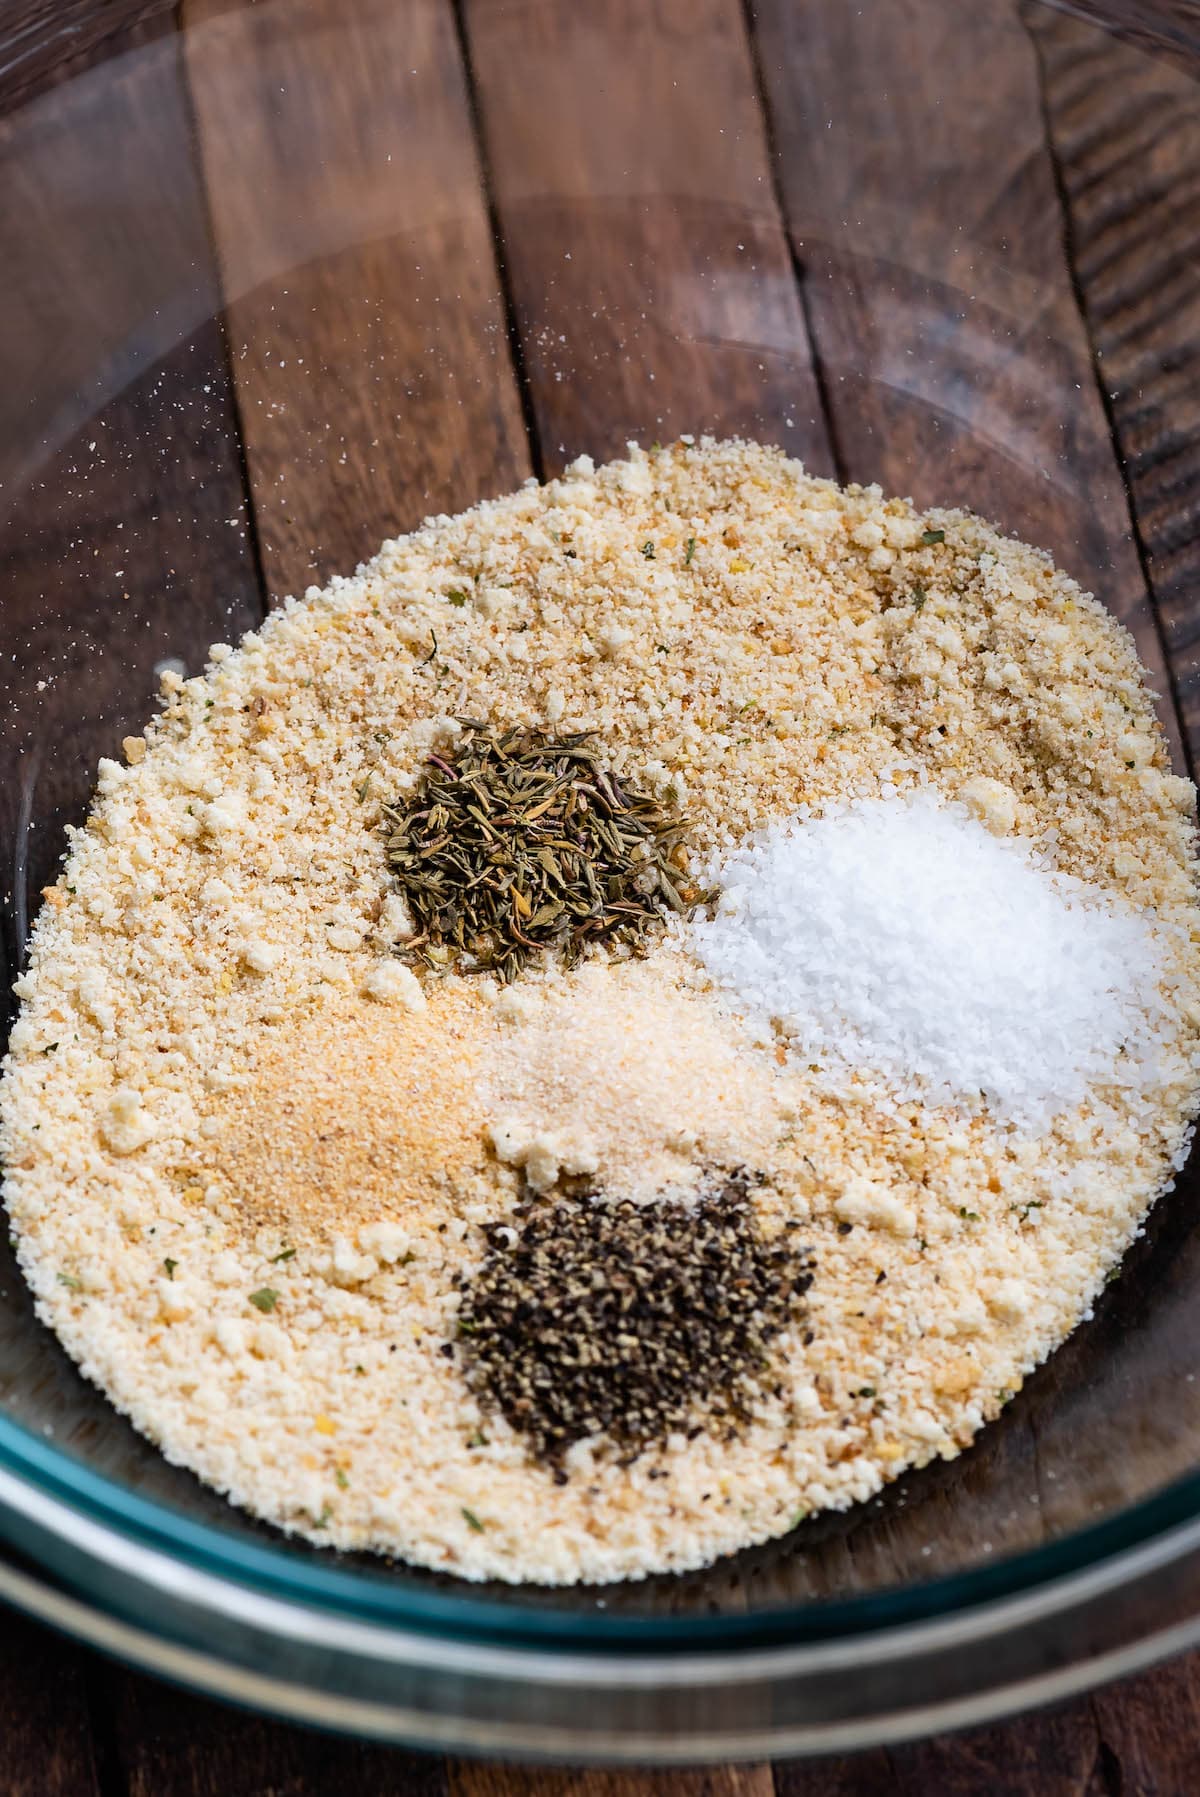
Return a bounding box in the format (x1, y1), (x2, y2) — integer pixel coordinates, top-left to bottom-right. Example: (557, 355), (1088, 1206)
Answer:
(2, 0), (1200, 1760)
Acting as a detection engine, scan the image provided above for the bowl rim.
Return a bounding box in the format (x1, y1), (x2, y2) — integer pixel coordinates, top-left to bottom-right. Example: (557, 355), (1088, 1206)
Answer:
(6, 1406), (1200, 1652)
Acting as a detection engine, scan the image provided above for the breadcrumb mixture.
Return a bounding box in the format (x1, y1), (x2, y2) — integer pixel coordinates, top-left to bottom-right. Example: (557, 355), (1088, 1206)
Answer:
(3, 438), (1199, 1586)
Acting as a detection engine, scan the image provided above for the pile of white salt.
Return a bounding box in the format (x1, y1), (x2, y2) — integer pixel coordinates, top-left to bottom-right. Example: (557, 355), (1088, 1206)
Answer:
(693, 792), (1169, 1128)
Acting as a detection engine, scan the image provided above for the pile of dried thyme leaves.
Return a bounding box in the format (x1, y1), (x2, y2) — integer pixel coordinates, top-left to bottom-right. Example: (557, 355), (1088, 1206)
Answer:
(383, 724), (703, 980)
(452, 1170), (815, 1472)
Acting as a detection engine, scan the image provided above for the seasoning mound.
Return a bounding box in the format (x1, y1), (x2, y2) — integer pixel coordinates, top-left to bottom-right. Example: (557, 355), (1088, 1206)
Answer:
(200, 989), (493, 1239)
(384, 724), (700, 981)
(3, 437), (1199, 1586)
(694, 792), (1172, 1128)
(484, 958), (788, 1202)
(456, 1170), (814, 1470)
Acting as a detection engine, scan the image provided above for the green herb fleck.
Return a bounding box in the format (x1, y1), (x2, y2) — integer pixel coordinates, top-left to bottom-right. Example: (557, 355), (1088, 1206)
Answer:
(641, 540), (656, 559)
(958, 1208), (980, 1222)
(248, 1287), (279, 1313)
(856, 1387), (877, 1399)
(447, 589), (469, 607)
(461, 1506), (485, 1533)
(468, 1428), (488, 1448)
(792, 1507), (809, 1528)
(356, 774), (372, 802)
(419, 631), (439, 667)
(684, 536), (696, 566)
(312, 1504), (332, 1530)
(57, 1272), (82, 1292)
(922, 528), (946, 545)
(270, 1247), (296, 1264)
(335, 1467), (350, 1489)
(912, 584), (927, 611)
(163, 1258), (178, 1280)
(41, 1043), (58, 1055)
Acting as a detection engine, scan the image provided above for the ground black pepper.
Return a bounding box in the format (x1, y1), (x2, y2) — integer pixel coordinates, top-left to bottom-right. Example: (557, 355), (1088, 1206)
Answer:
(453, 1169), (814, 1470)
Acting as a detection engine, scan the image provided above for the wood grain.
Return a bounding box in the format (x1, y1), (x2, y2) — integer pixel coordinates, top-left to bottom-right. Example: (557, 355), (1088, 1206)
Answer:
(886, 1704), (1105, 1795)
(1027, 4), (1200, 762)
(0, 1607), (103, 1797)
(1091, 1651), (1200, 1794)
(459, 0), (830, 475)
(0, 26), (230, 499)
(0, 318), (263, 1018)
(0, 14), (262, 1797)
(449, 1764), (774, 1797)
(0, 0), (176, 110)
(774, 1701), (1107, 1794)
(0, 14), (263, 1001)
(112, 1665), (448, 1797)
(183, 0), (532, 602)
(749, 0), (1185, 771)
(1040, 0), (1200, 78)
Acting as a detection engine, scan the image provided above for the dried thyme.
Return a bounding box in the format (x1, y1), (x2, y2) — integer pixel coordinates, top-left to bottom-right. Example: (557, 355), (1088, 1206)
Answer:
(453, 1169), (815, 1469)
(383, 724), (703, 980)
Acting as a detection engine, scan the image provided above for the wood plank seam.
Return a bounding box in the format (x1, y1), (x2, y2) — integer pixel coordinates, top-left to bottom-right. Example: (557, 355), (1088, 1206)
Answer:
(1020, 1), (1196, 782)
(746, 0), (1186, 773)
(1025, 7), (1200, 772)
(446, 0), (547, 479)
(170, 1), (272, 627)
(457, 0), (831, 475)
(738, 0), (848, 482)
(181, 0), (534, 600)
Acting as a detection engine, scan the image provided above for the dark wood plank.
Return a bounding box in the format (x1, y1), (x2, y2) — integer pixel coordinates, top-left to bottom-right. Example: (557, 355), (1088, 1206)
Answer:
(0, 0), (176, 111)
(1026, 3), (1200, 763)
(112, 1662), (447, 1797)
(887, 1704), (1105, 1796)
(0, 1609), (104, 1797)
(750, 0), (1185, 772)
(0, 20), (262, 1790)
(459, 0), (831, 475)
(449, 1764), (774, 1797)
(773, 1700), (1106, 1795)
(0, 24), (232, 501)
(182, 0), (532, 602)
(5, 1595), (1200, 1794)
(1040, 0), (1200, 79)
(766, 1751), (898, 1797)
(1091, 1650), (1200, 1795)
(0, 320), (262, 1016)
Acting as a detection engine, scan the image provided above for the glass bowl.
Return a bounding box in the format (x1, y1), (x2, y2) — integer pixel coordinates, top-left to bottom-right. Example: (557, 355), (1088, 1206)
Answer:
(2, 0), (1200, 1761)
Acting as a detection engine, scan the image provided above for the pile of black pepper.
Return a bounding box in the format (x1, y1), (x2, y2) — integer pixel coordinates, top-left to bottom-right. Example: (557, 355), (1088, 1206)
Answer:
(452, 1169), (815, 1473)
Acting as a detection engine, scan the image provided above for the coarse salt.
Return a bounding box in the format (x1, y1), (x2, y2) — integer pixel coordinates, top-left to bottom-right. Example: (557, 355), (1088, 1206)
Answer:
(693, 792), (1169, 1128)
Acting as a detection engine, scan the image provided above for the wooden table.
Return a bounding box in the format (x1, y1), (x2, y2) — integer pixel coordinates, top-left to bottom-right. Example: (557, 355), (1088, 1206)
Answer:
(5, 1599), (1200, 1792)
(2, 0), (1200, 1789)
